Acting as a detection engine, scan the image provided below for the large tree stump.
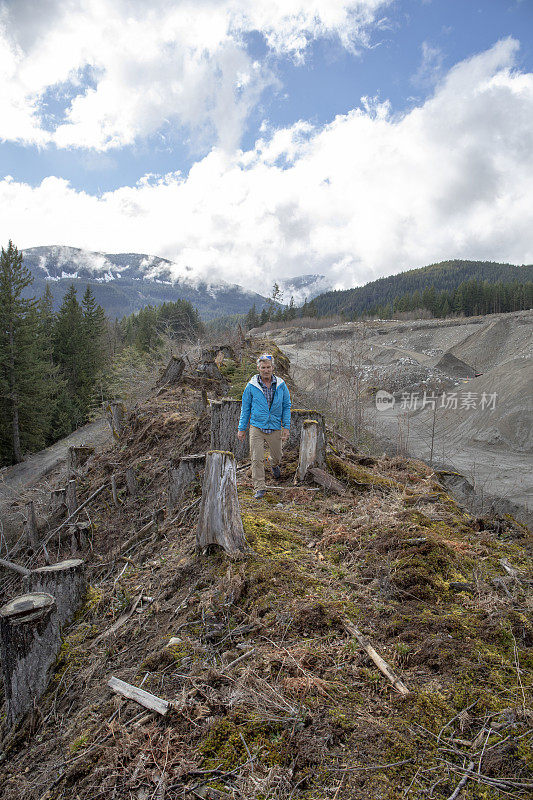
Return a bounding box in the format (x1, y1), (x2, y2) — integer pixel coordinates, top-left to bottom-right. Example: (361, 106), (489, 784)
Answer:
(196, 451), (250, 558)
(168, 454), (205, 509)
(157, 356), (185, 387)
(50, 488), (67, 514)
(0, 593), (60, 728)
(24, 501), (38, 551)
(67, 446), (94, 478)
(289, 410), (326, 466)
(106, 402), (125, 439)
(28, 559), (86, 629)
(210, 399), (249, 460)
(295, 419), (320, 482)
(66, 479), (78, 517)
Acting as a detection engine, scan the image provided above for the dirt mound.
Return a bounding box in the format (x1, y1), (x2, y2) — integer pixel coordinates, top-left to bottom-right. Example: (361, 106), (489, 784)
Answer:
(435, 352), (476, 378)
(450, 312), (533, 372)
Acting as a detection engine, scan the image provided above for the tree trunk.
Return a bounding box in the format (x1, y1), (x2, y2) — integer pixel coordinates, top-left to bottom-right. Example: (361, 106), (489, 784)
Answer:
(125, 467), (138, 497)
(24, 501), (38, 551)
(157, 356), (185, 387)
(295, 419), (319, 482)
(66, 479), (78, 517)
(50, 488), (67, 514)
(0, 593), (60, 728)
(67, 446), (94, 478)
(210, 399), (249, 460)
(288, 410), (326, 466)
(28, 559), (86, 629)
(106, 402), (125, 438)
(196, 451), (250, 558)
(168, 454), (205, 509)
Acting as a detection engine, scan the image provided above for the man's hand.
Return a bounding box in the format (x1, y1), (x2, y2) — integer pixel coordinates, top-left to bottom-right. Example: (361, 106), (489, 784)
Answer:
(281, 428), (290, 442)
(237, 429), (246, 441)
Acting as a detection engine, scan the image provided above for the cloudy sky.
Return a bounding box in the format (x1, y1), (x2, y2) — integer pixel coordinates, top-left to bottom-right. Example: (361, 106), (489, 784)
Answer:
(1, 0), (532, 293)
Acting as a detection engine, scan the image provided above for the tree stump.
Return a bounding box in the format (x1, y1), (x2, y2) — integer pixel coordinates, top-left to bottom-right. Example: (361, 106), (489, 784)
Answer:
(168, 454), (205, 509)
(157, 356), (185, 387)
(125, 467), (138, 497)
(194, 388), (209, 415)
(106, 402), (125, 439)
(50, 488), (67, 514)
(67, 446), (94, 478)
(197, 349), (228, 386)
(66, 479), (78, 517)
(210, 399), (249, 460)
(289, 410), (326, 466)
(28, 559), (86, 629)
(0, 593), (60, 728)
(196, 451), (250, 558)
(24, 501), (38, 551)
(295, 419), (320, 482)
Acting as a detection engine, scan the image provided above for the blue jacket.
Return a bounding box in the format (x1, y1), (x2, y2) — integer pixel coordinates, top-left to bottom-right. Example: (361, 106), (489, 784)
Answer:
(238, 375), (291, 431)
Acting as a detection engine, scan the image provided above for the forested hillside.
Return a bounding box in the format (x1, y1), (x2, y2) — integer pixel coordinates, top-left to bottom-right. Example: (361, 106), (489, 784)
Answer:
(310, 260), (533, 319)
(0, 242), (203, 467)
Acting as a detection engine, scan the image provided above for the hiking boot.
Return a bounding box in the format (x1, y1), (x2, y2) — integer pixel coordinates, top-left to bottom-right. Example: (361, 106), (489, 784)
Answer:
(272, 465), (281, 479)
(254, 489), (266, 500)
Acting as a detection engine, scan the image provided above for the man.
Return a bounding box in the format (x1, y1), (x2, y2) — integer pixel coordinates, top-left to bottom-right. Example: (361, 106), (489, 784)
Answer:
(237, 353), (291, 499)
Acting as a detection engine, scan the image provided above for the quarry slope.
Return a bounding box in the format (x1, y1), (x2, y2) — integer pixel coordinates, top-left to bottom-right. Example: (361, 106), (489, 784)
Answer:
(0, 340), (531, 800)
(271, 310), (533, 521)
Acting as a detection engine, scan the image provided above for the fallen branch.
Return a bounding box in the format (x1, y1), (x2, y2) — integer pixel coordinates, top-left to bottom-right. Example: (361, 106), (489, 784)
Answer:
(0, 557), (31, 577)
(107, 676), (170, 715)
(307, 467), (344, 495)
(93, 592), (143, 644)
(43, 484), (107, 547)
(343, 618), (409, 696)
(446, 761), (474, 799)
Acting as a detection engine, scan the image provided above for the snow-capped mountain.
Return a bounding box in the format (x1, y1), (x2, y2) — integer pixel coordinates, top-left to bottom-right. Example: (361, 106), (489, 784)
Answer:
(279, 274), (333, 305)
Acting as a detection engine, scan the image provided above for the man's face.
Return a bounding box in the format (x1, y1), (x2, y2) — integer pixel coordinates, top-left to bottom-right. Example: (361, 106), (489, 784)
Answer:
(258, 359), (273, 381)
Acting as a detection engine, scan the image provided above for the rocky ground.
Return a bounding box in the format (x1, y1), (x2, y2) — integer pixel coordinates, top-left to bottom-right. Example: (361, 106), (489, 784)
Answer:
(0, 339), (531, 800)
(270, 310), (533, 524)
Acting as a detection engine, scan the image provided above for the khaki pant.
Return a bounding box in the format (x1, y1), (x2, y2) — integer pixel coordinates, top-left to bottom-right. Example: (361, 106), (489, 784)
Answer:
(249, 426), (282, 491)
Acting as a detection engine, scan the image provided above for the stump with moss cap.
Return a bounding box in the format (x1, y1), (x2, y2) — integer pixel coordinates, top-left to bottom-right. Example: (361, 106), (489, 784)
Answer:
(196, 451), (251, 558)
(210, 398), (249, 460)
(289, 409), (326, 464)
(0, 593), (60, 728)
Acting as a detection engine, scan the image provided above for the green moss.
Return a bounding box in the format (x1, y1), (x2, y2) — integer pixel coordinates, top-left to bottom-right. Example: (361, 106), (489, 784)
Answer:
(69, 732), (89, 753)
(199, 716), (290, 770)
(327, 454), (397, 490)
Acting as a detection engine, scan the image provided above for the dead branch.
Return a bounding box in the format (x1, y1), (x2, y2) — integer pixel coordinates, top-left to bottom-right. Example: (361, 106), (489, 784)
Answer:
(343, 618), (409, 695)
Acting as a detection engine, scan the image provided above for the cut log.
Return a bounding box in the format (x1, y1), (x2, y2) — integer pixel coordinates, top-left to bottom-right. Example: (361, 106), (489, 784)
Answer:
(343, 619), (409, 696)
(295, 419), (319, 482)
(67, 446), (94, 478)
(210, 399), (249, 460)
(196, 451), (251, 558)
(157, 356), (185, 387)
(307, 467), (345, 495)
(106, 402), (125, 438)
(0, 593), (60, 727)
(66, 479), (78, 517)
(289, 410), (326, 466)
(50, 488), (67, 514)
(107, 676), (170, 715)
(125, 467), (138, 497)
(0, 558), (31, 577)
(28, 559), (86, 629)
(24, 501), (38, 551)
(168, 454), (205, 509)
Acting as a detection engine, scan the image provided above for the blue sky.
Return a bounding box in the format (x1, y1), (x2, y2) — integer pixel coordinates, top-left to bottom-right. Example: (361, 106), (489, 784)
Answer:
(1, 0), (532, 293)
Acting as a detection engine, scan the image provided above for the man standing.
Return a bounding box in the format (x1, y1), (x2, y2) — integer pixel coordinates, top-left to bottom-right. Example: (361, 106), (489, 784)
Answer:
(237, 353), (291, 499)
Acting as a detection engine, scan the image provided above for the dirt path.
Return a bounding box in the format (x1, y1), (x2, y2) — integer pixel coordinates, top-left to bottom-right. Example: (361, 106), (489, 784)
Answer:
(0, 418), (111, 510)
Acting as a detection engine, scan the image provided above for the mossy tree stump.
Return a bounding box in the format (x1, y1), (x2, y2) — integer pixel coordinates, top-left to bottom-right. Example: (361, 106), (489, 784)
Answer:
(196, 451), (250, 558)
(0, 593), (60, 728)
(295, 419), (321, 482)
(168, 454), (206, 509)
(106, 402), (125, 438)
(210, 399), (249, 460)
(289, 410), (326, 465)
(28, 559), (86, 629)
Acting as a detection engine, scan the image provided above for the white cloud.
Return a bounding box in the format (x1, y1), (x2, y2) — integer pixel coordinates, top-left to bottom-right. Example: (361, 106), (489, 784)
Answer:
(1, 39), (532, 294)
(0, 0), (390, 151)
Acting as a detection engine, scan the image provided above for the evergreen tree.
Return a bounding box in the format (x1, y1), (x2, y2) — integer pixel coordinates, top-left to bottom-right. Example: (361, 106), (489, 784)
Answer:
(81, 285), (106, 412)
(0, 242), (56, 464)
(53, 284), (86, 428)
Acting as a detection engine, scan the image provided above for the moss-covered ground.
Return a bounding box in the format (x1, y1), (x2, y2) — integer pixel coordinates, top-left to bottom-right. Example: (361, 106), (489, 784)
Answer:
(0, 341), (530, 800)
